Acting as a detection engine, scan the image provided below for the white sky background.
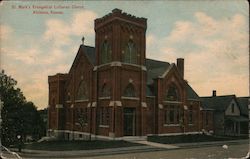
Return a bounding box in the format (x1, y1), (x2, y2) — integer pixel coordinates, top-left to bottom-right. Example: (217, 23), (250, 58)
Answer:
(0, 0), (249, 109)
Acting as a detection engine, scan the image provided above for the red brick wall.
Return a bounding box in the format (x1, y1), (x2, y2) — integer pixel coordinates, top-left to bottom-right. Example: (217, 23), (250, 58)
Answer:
(146, 97), (156, 134)
(200, 110), (214, 132)
(48, 74), (68, 130)
(185, 100), (200, 132)
(156, 66), (187, 134)
(53, 48), (94, 134)
(152, 65), (205, 134)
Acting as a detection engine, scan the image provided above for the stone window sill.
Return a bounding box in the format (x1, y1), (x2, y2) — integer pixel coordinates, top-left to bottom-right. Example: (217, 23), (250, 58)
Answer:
(75, 123), (88, 126)
(121, 96), (139, 100)
(164, 124), (180, 127)
(99, 97), (111, 100)
(75, 99), (89, 102)
(99, 125), (109, 128)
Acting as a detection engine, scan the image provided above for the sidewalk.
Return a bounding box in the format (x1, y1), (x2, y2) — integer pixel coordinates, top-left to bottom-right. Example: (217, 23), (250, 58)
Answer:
(129, 140), (179, 149)
(13, 139), (249, 159)
(17, 145), (164, 159)
(174, 139), (249, 149)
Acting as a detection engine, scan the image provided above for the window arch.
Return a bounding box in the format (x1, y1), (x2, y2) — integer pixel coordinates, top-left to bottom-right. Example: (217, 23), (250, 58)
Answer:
(100, 83), (111, 97)
(76, 81), (88, 100)
(100, 40), (111, 64)
(165, 84), (180, 101)
(123, 83), (136, 97)
(123, 39), (137, 64)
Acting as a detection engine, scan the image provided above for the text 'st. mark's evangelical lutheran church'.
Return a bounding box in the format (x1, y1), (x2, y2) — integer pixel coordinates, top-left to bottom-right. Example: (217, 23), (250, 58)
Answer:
(48, 9), (213, 140)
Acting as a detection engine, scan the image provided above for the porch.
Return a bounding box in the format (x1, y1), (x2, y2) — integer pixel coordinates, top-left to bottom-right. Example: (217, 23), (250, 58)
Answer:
(224, 116), (249, 136)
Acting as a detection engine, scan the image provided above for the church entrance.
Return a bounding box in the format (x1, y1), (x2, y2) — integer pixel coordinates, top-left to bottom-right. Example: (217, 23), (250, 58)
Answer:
(123, 108), (136, 136)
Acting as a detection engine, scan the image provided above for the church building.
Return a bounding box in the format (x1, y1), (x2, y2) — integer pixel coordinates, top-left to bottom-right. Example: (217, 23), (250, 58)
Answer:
(48, 9), (213, 140)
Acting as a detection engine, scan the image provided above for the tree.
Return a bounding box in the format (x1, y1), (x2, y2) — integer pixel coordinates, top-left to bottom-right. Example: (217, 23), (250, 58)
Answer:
(20, 102), (46, 140)
(0, 70), (45, 146)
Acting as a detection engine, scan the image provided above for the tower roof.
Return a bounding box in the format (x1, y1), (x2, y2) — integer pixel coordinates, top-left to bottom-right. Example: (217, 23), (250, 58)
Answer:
(95, 8), (147, 29)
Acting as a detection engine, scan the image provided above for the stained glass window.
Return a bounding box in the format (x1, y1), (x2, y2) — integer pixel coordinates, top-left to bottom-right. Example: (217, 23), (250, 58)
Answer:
(76, 81), (88, 100)
(165, 85), (179, 101)
(99, 107), (110, 125)
(189, 105), (193, 124)
(165, 105), (180, 125)
(66, 92), (70, 101)
(100, 84), (111, 97)
(123, 40), (137, 64)
(77, 108), (88, 126)
(101, 41), (111, 64)
(123, 83), (136, 97)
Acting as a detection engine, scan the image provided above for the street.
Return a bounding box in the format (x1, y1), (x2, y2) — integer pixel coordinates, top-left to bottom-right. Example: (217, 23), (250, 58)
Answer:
(84, 143), (249, 159)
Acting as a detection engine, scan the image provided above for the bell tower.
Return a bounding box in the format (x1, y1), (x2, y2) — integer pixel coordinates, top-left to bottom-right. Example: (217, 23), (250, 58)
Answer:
(95, 8), (147, 65)
(94, 9), (148, 137)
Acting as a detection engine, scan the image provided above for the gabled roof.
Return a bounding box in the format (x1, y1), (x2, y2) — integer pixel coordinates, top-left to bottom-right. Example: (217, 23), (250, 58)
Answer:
(145, 59), (170, 84)
(145, 59), (199, 100)
(83, 45), (96, 65)
(159, 64), (175, 78)
(200, 95), (236, 111)
(145, 59), (169, 96)
(186, 83), (199, 100)
(68, 45), (96, 73)
(237, 97), (249, 116)
(145, 59), (170, 70)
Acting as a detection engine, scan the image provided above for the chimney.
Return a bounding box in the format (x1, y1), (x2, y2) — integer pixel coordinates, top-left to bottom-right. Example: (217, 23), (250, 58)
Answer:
(177, 58), (184, 78)
(212, 90), (216, 97)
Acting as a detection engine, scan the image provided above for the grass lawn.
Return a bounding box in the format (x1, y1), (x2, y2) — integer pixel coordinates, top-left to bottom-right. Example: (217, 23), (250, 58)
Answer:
(24, 140), (142, 151)
(147, 134), (248, 144)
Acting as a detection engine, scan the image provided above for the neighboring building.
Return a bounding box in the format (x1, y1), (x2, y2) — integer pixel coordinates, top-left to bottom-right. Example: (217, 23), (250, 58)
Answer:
(48, 9), (213, 140)
(237, 97), (249, 118)
(201, 91), (249, 136)
(237, 97), (249, 135)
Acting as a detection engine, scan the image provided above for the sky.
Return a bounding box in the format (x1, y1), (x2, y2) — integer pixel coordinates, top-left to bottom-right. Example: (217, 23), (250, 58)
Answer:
(0, 0), (249, 109)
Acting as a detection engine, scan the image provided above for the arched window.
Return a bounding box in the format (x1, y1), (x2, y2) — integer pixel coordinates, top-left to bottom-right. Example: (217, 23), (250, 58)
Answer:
(100, 41), (111, 64)
(66, 92), (70, 101)
(188, 105), (193, 124)
(165, 85), (179, 101)
(123, 40), (137, 64)
(123, 83), (136, 97)
(100, 83), (111, 97)
(77, 108), (88, 127)
(76, 81), (88, 100)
